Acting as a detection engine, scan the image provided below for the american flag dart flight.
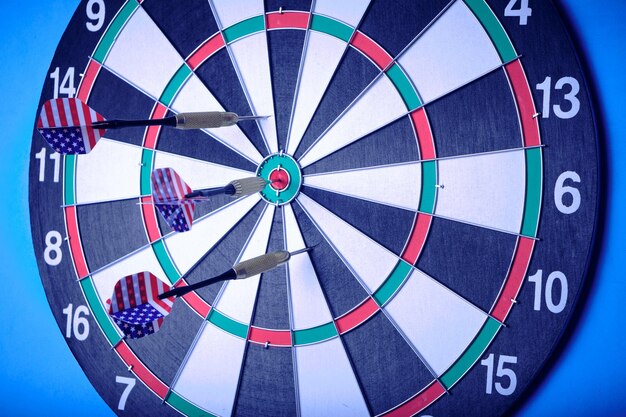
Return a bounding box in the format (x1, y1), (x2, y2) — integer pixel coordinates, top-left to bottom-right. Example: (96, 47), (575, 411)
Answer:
(36, 97), (269, 155)
(151, 167), (267, 233)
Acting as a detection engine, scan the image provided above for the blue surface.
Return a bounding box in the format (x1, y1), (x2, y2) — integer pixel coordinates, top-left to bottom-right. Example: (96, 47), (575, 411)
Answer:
(0, 1), (623, 416)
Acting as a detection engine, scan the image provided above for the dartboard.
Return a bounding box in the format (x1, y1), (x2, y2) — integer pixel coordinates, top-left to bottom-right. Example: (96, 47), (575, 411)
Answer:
(29, 0), (599, 416)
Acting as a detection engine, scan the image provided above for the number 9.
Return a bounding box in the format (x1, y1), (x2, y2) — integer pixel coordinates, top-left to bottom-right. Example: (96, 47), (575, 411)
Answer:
(86, 0), (106, 32)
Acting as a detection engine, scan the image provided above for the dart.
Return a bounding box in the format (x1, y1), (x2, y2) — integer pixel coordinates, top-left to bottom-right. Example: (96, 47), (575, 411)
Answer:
(36, 97), (270, 155)
(151, 167), (267, 232)
(109, 248), (311, 339)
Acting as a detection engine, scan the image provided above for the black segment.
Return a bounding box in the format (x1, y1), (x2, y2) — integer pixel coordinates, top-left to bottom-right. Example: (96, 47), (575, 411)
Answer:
(303, 115), (418, 175)
(301, 186), (414, 256)
(360, 0), (452, 57)
(417, 217), (517, 313)
(426, 69), (522, 158)
(182, 201), (265, 306)
(291, 202), (369, 317)
(267, 29), (306, 152)
(294, 47), (380, 159)
(142, 0), (219, 58)
(265, 0), (312, 12)
(342, 311), (434, 415)
(88, 67), (156, 147)
(194, 48), (267, 157)
(77, 200), (147, 272)
(233, 344), (297, 417)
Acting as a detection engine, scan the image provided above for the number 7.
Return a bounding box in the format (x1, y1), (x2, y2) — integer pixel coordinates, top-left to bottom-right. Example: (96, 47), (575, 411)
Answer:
(115, 376), (136, 411)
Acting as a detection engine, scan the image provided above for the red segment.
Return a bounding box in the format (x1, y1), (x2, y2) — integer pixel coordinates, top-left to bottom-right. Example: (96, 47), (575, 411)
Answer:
(178, 281), (211, 318)
(187, 33), (226, 70)
(335, 298), (379, 334)
(402, 214), (432, 265)
(248, 327), (292, 347)
(140, 196), (161, 242)
(143, 103), (168, 149)
(505, 61), (541, 147)
(115, 342), (169, 399)
(77, 60), (101, 102)
(351, 31), (393, 70)
(266, 11), (310, 30)
(491, 237), (535, 322)
(269, 168), (290, 191)
(410, 109), (436, 160)
(65, 206), (89, 279)
(383, 381), (446, 417)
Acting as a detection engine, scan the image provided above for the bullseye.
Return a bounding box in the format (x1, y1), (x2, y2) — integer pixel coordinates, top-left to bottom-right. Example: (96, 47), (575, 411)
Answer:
(269, 167), (290, 191)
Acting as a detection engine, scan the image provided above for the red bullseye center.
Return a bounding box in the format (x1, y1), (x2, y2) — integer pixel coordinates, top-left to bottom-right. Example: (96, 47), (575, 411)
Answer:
(269, 168), (290, 191)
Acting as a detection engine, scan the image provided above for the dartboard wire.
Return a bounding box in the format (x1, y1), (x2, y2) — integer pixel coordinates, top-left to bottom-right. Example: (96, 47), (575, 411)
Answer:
(293, 0), (455, 163)
(284, 202), (375, 415)
(293, 197), (446, 388)
(207, 0), (274, 156)
(230, 205), (278, 417)
(302, 144), (545, 178)
(294, 196), (507, 382)
(281, 205), (302, 417)
(165, 203), (271, 412)
(87, 56), (262, 167)
(79, 195), (259, 282)
(297, 52), (523, 169)
(283, 0), (316, 155)
(283, 0), (373, 156)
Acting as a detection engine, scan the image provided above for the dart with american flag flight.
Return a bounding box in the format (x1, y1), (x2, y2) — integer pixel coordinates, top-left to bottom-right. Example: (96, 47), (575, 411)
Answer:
(109, 248), (311, 339)
(36, 98), (270, 155)
(151, 167), (267, 233)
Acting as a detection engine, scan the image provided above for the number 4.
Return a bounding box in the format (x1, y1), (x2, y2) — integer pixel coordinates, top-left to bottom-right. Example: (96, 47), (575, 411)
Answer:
(505, 0), (532, 26)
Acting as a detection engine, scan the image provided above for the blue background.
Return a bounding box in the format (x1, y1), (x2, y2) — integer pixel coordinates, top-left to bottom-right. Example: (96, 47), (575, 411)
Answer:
(0, 0), (623, 415)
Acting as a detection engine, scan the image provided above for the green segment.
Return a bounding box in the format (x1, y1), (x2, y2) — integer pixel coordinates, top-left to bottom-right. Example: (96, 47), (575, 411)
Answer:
(159, 64), (192, 107)
(463, 0), (517, 63)
(63, 155), (76, 205)
(440, 317), (501, 388)
(310, 14), (353, 42)
(223, 15), (265, 43)
(521, 148), (542, 238)
(151, 240), (180, 283)
(386, 64), (422, 110)
(257, 153), (301, 205)
(80, 278), (123, 345)
(293, 322), (338, 345)
(92, 0), (139, 63)
(374, 260), (412, 306)
(419, 161), (437, 214)
(208, 309), (249, 339)
(140, 149), (154, 195)
(167, 391), (217, 417)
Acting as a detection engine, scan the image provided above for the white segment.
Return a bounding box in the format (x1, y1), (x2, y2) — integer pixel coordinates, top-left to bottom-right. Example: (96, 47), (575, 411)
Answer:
(104, 8), (184, 100)
(210, 0), (264, 29)
(435, 150), (526, 234)
(153, 151), (253, 191)
(163, 195), (260, 275)
(313, 0), (370, 27)
(385, 269), (488, 376)
(297, 193), (398, 293)
(74, 139), (141, 204)
(397, 1), (502, 104)
(296, 338), (369, 417)
(229, 33), (279, 153)
(287, 32), (349, 155)
(299, 75), (407, 168)
(304, 162), (422, 211)
(283, 205), (334, 330)
(173, 323), (246, 416)
(215, 205), (275, 323)
(91, 246), (167, 308)
(170, 74), (264, 164)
